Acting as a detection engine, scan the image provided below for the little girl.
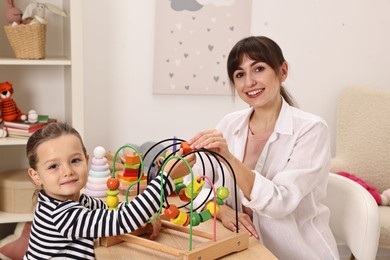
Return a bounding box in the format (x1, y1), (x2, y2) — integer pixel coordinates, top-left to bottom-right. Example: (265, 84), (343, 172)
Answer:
(24, 122), (195, 259)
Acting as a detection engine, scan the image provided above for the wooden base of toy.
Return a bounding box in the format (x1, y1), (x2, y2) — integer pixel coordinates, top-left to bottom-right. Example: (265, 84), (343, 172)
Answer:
(100, 220), (249, 259)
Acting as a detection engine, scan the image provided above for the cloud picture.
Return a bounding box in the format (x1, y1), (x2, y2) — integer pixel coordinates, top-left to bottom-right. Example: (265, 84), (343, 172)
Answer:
(153, 0), (252, 95)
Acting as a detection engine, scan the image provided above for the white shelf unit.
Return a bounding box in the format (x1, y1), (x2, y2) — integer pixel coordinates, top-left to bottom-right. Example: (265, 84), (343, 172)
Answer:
(0, 0), (83, 225)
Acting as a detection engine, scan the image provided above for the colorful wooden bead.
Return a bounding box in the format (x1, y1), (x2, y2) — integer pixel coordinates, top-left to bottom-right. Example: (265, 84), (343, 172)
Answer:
(106, 195), (119, 209)
(106, 178), (120, 190)
(164, 205), (179, 219)
(183, 213), (191, 227)
(185, 177), (205, 198)
(190, 213), (201, 226)
(216, 197), (224, 205)
(106, 189), (119, 196)
(216, 186), (230, 200)
(175, 182), (186, 194)
(178, 188), (191, 202)
(205, 201), (220, 216)
(125, 154), (140, 165)
(199, 210), (212, 222)
(173, 177), (184, 185)
(124, 163), (140, 169)
(171, 210), (188, 226)
(180, 142), (192, 154)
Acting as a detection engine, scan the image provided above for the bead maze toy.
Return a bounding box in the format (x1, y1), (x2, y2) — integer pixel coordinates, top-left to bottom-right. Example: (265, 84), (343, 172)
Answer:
(100, 138), (249, 259)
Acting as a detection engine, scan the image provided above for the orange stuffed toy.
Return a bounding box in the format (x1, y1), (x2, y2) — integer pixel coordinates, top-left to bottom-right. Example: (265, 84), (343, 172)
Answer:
(0, 81), (25, 122)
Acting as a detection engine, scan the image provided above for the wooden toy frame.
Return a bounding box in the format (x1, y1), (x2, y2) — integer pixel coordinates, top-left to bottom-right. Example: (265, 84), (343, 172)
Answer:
(100, 219), (249, 259)
(100, 138), (249, 259)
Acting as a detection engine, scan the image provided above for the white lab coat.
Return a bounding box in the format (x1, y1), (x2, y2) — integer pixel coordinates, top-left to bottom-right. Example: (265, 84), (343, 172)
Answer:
(187, 98), (339, 260)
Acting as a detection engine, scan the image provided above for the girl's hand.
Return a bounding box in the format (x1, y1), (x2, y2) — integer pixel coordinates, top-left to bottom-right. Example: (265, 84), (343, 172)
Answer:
(188, 129), (233, 161)
(218, 204), (259, 239)
(142, 217), (162, 240)
(164, 148), (196, 180)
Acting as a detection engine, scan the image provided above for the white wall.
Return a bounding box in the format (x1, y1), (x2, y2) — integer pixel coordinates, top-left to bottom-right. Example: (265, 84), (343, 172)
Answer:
(83, 0), (390, 156)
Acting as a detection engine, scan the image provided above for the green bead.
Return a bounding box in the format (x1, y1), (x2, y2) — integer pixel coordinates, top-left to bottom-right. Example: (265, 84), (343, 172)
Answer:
(190, 213), (201, 226)
(175, 183), (186, 194)
(106, 189), (119, 196)
(216, 197), (224, 205)
(199, 210), (212, 222)
(216, 186), (230, 200)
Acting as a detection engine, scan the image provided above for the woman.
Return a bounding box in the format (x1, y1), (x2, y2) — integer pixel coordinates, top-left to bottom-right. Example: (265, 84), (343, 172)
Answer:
(187, 36), (339, 259)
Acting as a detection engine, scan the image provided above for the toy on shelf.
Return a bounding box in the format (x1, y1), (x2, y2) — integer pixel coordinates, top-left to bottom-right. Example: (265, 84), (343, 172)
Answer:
(0, 81), (47, 138)
(100, 138), (248, 259)
(0, 81), (25, 122)
(84, 146), (111, 198)
(22, 2), (67, 25)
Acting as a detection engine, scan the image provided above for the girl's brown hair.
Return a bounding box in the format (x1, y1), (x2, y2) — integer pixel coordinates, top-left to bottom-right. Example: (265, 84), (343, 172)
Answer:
(26, 121), (87, 170)
(227, 36), (296, 106)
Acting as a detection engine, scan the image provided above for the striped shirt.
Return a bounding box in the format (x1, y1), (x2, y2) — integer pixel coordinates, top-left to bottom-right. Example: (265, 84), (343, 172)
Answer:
(24, 175), (174, 259)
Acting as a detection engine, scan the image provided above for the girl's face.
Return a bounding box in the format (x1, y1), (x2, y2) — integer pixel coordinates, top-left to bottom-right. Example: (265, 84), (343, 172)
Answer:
(28, 134), (89, 201)
(232, 55), (287, 109)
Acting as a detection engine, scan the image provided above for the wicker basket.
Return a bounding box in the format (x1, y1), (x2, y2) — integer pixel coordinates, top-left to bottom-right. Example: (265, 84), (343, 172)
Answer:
(4, 23), (46, 59)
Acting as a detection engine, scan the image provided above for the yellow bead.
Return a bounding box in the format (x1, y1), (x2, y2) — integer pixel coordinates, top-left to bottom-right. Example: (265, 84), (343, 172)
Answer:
(205, 201), (220, 216)
(171, 210), (188, 226)
(185, 177), (205, 198)
(106, 195), (119, 208)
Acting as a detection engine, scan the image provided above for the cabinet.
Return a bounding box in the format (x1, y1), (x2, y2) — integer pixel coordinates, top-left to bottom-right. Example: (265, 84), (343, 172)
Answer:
(0, 0), (83, 224)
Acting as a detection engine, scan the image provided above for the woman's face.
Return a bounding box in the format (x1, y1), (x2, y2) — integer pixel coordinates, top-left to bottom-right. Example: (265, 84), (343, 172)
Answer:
(232, 55), (287, 110)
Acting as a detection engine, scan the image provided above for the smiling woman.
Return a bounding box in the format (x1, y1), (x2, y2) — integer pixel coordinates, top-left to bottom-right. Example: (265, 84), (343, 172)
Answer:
(185, 36), (340, 259)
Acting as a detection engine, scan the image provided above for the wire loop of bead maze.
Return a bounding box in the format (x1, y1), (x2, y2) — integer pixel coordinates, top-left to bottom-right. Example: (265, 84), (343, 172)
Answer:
(100, 138), (249, 259)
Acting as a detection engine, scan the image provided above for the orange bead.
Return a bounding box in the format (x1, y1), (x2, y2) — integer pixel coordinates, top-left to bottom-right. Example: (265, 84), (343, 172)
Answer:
(180, 142), (193, 154)
(164, 205), (179, 219)
(125, 154), (140, 165)
(106, 178), (120, 190)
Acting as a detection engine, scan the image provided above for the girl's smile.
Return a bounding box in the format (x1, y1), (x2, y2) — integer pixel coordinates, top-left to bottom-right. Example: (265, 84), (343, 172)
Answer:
(28, 134), (89, 201)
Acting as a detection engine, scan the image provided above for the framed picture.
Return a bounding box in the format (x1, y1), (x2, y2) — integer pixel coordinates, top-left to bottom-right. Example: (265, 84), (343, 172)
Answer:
(153, 0), (252, 95)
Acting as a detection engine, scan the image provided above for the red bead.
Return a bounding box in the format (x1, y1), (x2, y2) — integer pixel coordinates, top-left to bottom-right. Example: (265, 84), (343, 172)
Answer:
(183, 213), (191, 226)
(179, 188), (191, 202)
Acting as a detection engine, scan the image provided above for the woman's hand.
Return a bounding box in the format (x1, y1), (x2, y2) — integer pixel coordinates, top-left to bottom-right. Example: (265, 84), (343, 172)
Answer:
(188, 129), (233, 161)
(218, 204), (259, 239)
(163, 148), (196, 180)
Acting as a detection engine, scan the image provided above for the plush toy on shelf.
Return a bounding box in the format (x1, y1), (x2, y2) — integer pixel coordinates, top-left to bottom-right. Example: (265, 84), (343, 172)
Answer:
(0, 81), (25, 123)
(5, 0), (23, 25)
(0, 81), (41, 138)
(22, 2), (67, 25)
